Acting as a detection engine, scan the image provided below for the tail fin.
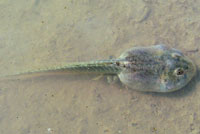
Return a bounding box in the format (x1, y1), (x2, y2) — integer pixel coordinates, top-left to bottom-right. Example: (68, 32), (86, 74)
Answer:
(0, 60), (122, 80)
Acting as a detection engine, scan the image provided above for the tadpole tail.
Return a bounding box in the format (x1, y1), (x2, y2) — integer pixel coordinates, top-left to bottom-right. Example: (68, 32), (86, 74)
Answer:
(52, 60), (122, 74)
(0, 60), (123, 80)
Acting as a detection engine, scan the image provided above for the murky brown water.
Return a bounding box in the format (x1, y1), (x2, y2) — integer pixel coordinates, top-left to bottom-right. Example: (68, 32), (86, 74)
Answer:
(0, 0), (200, 134)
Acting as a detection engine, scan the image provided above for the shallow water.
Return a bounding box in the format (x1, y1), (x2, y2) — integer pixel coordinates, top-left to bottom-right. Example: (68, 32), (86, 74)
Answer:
(0, 0), (200, 134)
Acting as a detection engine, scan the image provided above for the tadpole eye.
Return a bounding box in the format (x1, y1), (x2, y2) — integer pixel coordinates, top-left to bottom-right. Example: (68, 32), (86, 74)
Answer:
(175, 68), (184, 76)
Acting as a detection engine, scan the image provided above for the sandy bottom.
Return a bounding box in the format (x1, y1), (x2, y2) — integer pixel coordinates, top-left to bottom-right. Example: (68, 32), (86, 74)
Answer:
(0, 0), (200, 133)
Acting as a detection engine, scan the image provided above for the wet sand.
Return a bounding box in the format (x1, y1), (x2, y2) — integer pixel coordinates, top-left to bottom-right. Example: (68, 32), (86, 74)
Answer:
(0, 0), (200, 134)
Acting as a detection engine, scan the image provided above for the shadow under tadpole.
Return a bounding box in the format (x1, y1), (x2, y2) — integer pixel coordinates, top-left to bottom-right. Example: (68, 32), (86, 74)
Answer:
(141, 68), (200, 98)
